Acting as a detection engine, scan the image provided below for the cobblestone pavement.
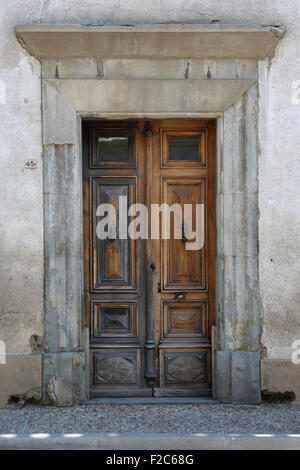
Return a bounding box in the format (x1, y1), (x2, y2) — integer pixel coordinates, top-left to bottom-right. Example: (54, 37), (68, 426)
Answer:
(0, 403), (299, 434)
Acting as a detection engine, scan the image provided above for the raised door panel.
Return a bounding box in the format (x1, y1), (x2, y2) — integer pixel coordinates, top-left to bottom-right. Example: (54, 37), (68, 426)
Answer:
(91, 301), (137, 340)
(159, 349), (211, 389)
(162, 300), (208, 340)
(91, 176), (136, 291)
(93, 349), (141, 386)
(161, 177), (207, 291)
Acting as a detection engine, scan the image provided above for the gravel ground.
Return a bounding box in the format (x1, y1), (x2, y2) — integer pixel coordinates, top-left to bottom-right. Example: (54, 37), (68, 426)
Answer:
(0, 403), (299, 434)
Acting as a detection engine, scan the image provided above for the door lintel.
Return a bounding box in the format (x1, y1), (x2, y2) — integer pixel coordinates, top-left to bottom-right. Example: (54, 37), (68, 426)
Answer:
(16, 24), (285, 60)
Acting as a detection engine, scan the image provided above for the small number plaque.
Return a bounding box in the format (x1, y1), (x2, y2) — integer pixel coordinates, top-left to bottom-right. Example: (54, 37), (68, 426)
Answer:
(24, 160), (37, 169)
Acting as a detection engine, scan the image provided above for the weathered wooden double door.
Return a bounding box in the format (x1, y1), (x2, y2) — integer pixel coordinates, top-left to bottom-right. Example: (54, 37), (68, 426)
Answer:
(83, 120), (215, 397)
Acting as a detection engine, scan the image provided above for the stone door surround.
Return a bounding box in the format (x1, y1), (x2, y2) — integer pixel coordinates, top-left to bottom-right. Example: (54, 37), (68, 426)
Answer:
(16, 24), (285, 405)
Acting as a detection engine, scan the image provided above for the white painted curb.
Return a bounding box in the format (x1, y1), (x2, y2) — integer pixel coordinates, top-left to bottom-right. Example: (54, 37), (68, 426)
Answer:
(0, 433), (300, 450)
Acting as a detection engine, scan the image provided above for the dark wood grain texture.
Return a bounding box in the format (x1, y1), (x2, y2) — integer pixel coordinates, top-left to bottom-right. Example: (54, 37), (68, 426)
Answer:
(83, 119), (215, 397)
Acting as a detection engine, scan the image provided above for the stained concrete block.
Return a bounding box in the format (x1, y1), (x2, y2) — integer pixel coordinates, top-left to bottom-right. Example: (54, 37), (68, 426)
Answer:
(43, 143), (83, 355)
(42, 80), (77, 145)
(216, 86), (260, 357)
(102, 58), (255, 81)
(43, 352), (86, 406)
(15, 24), (283, 60)
(49, 78), (256, 114)
(103, 59), (188, 79)
(215, 351), (231, 403)
(0, 355), (42, 408)
(221, 256), (260, 351)
(42, 59), (99, 79)
(261, 359), (300, 406)
(216, 351), (261, 404)
(43, 144), (80, 197)
(231, 351), (261, 403)
(223, 193), (258, 258)
(46, 376), (73, 406)
(189, 59), (258, 80)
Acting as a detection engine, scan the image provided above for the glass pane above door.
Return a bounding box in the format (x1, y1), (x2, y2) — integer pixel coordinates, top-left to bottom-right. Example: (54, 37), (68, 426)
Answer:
(168, 135), (199, 161)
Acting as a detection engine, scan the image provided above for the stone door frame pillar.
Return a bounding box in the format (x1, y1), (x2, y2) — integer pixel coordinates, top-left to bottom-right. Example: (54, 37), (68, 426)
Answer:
(16, 24), (285, 405)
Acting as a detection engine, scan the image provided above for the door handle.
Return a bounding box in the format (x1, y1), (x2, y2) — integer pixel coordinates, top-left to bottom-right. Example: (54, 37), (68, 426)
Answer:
(174, 292), (185, 301)
(181, 224), (187, 243)
(107, 225), (116, 241)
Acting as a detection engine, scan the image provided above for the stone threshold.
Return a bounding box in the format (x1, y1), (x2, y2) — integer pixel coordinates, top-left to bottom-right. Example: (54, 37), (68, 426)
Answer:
(0, 433), (299, 450)
(86, 397), (218, 405)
